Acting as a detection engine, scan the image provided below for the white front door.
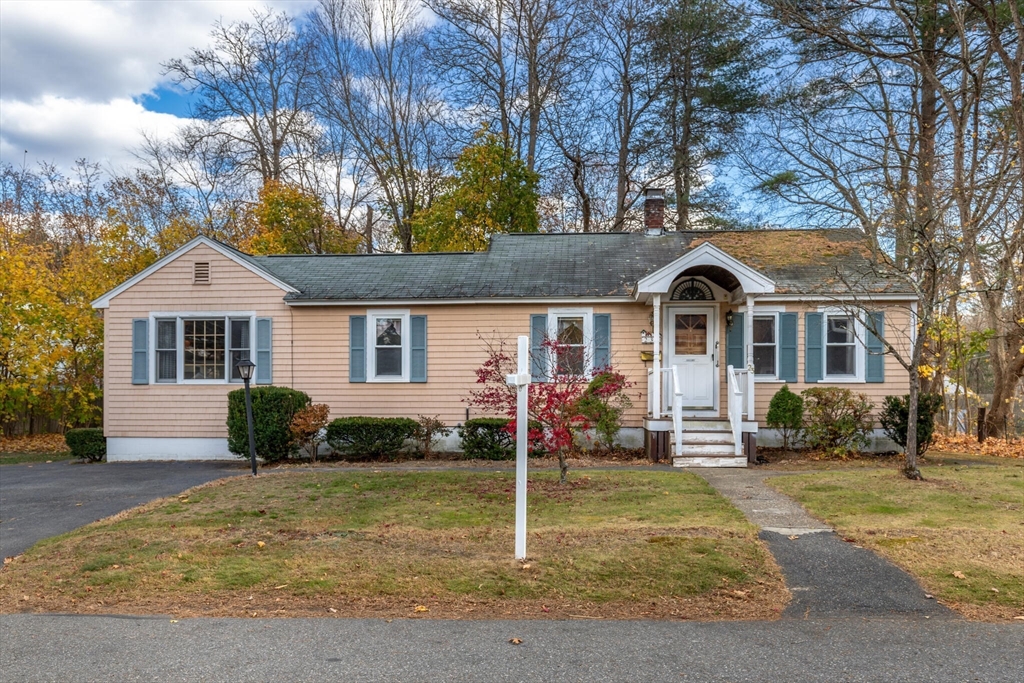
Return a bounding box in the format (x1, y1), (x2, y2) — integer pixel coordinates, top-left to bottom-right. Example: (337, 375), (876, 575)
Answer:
(666, 306), (717, 410)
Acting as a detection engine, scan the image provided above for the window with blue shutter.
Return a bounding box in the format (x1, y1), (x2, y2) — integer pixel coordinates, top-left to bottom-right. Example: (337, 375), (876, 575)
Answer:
(865, 311), (885, 383)
(779, 313), (798, 382)
(726, 312), (744, 369)
(132, 319), (149, 385)
(805, 312), (823, 383)
(410, 315), (427, 383)
(349, 315), (366, 383)
(530, 314), (548, 382)
(255, 317), (273, 384)
(593, 314), (611, 370)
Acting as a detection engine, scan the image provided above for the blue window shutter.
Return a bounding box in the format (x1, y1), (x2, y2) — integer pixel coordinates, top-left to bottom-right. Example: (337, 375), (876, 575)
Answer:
(726, 312), (744, 368)
(865, 311), (885, 383)
(593, 314), (611, 370)
(132, 319), (148, 385)
(530, 314), (548, 382)
(805, 312), (823, 383)
(411, 315), (427, 383)
(779, 313), (798, 383)
(256, 318), (273, 384)
(350, 315), (366, 383)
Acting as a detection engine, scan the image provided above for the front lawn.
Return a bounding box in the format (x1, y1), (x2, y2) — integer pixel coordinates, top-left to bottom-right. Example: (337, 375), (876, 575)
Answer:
(0, 470), (786, 620)
(770, 462), (1024, 621)
(0, 452), (71, 465)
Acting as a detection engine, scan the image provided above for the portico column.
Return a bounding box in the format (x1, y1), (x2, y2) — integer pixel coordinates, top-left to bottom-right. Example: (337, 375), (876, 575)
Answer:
(653, 294), (662, 418)
(745, 294), (755, 420)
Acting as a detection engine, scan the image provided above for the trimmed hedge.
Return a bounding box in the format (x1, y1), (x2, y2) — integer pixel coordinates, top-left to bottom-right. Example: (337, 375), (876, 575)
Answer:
(65, 428), (105, 462)
(880, 393), (943, 455)
(227, 386), (310, 463)
(801, 387), (874, 457)
(459, 418), (545, 460)
(460, 418), (516, 460)
(325, 417), (418, 460)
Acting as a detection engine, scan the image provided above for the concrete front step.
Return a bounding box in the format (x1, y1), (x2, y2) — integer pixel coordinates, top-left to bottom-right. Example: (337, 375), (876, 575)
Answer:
(676, 443), (739, 456)
(673, 456), (747, 468)
(679, 431), (734, 444)
(681, 420), (732, 431)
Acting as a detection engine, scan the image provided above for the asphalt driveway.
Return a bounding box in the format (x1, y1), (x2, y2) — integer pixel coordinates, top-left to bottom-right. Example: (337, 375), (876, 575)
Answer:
(0, 460), (246, 559)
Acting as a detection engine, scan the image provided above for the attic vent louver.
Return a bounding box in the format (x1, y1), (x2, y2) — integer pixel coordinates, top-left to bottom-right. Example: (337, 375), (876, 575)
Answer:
(193, 261), (211, 284)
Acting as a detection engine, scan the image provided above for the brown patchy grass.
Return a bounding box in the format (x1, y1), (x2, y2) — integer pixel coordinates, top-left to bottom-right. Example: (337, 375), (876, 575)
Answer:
(769, 462), (1024, 622)
(0, 470), (787, 621)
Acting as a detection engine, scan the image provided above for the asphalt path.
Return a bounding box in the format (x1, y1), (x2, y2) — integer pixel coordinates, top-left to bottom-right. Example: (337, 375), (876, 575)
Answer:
(0, 460), (246, 559)
(1, 614), (1020, 682)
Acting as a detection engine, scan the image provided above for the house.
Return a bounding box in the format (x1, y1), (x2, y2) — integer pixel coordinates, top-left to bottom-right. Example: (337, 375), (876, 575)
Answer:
(91, 190), (914, 465)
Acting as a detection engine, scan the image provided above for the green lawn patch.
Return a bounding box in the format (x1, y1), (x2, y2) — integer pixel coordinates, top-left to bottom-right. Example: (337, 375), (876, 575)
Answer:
(770, 463), (1024, 621)
(0, 470), (786, 620)
(0, 452), (71, 465)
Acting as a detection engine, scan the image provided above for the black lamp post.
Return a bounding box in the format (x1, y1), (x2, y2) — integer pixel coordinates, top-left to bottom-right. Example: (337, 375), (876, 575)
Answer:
(236, 358), (258, 476)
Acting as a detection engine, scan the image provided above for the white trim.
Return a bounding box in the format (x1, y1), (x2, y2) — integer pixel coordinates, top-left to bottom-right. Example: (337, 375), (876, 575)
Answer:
(818, 307), (866, 382)
(286, 297), (635, 307)
(637, 242), (776, 296)
(757, 293), (916, 302)
(547, 307), (594, 377)
(91, 236), (298, 309)
(751, 311), (780, 381)
(148, 311), (257, 385)
(107, 437), (235, 461)
(366, 309), (411, 383)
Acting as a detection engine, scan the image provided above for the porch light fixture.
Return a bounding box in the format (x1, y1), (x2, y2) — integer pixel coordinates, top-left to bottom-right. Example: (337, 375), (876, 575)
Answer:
(725, 310), (735, 329)
(235, 358), (258, 476)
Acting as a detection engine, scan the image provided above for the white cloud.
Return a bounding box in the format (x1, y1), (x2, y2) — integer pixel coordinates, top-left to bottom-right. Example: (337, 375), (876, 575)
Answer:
(0, 96), (190, 172)
(0, 0), (316, 171)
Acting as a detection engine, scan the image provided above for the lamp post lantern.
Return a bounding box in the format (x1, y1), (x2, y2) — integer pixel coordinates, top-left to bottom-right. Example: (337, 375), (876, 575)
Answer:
(236, 358), (258, 476)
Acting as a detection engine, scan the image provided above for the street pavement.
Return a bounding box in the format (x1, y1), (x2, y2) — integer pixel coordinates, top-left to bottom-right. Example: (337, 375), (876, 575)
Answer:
(0, 460), (246, 559)
(1, 613), (1020, 682)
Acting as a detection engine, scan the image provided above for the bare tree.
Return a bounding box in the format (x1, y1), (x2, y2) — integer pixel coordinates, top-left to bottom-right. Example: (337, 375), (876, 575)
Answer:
(312, 0), (444, 252)
(163, 8), (319, 185)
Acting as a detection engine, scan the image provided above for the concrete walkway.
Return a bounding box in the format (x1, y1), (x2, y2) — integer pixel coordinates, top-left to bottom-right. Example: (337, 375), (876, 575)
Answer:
(693, 468), (954, 619)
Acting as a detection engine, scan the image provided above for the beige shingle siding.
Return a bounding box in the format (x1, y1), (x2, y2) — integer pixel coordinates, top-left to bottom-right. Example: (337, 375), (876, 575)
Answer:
(103, 243), (292, 438)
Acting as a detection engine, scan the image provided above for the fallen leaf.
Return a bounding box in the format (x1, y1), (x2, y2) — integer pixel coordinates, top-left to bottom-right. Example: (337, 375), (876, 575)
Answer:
(953, 571), (967, 580)
(1013, 616), (1024, 621)
(521, 564), (532, 570)
(328, 608), (337, 613)
(257, 541), (266, 549)
(788, 535), (799, 540)
(274, 584), (288, 589)
(509, 638), (523, 645)
(169, 620), (178, 623)
(925, 594), (934, 599)
(413, 605), (429, 613)
(990, 587), (1000, 593)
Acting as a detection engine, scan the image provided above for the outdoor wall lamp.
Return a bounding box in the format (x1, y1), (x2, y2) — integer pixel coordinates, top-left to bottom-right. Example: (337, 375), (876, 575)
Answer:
(235, 358), (258, 476)
(725, 310), (735, 329)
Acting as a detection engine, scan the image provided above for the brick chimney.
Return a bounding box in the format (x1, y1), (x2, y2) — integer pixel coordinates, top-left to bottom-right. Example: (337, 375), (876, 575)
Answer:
(644, 188), (665, 235)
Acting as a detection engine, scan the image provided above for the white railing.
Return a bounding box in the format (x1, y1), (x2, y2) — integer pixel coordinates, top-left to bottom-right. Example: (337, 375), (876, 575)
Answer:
(726, 365), (744, 456)
(651, 366), (684, 456)
(733, 368), (754, 420)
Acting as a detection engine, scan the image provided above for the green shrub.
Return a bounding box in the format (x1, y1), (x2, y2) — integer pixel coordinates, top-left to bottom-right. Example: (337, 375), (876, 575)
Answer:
(227, 386), (310, 463)
(879, 393), (943, 455)
(766, 385), (804, 452)
(65, 428), (105, 462)
(325, 417), (418, 460)
(574, 371), (633, 449)
(801, 387), (874, 458)
(460, 418), (516, 460)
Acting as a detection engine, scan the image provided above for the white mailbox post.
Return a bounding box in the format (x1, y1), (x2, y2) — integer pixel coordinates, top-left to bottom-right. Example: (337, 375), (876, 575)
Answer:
(505, 335), (531, 560)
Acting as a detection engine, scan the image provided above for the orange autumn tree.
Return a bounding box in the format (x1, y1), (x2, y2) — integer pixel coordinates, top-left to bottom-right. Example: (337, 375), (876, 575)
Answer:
(242, 181), (361, 255)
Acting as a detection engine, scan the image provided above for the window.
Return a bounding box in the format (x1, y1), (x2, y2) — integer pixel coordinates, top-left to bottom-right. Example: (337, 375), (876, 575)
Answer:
(155, 319), (177, 382)
(825, 314), (857, 377)
(367, 310), (411, 382)
(148, 313), (256, 383)
(752, 315), (777, 377)
(547, 308), (593, 377)
(229, 319), (251, 380)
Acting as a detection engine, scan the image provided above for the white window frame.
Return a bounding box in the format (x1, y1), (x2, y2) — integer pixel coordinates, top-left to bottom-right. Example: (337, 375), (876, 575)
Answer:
(148, 312), (256, 385)
(547, 308), (593, 378)
(751, 305), (787, 383)
(819, 307), (866, 382)
(366, 309), (411, 383)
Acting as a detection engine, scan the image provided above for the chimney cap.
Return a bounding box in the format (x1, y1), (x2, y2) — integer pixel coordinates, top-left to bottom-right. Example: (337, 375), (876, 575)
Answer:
(644, 187), (664, 199)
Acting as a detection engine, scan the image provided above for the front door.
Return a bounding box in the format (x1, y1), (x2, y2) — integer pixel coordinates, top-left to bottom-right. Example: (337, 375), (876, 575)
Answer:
(666, 306), (717, 410)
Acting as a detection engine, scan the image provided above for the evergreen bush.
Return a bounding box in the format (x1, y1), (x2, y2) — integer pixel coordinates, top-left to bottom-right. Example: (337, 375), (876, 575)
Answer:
(65, 428), (106, 462)
(325, 417), (418, 460)
(879, 393), (943, 455)
(801, 387), (874, 458)
(227, 386), (310, 463)
(766, 385), (804, 452)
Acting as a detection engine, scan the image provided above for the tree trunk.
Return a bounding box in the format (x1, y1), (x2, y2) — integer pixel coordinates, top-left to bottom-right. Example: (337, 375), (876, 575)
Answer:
(558, 448), (569, 484)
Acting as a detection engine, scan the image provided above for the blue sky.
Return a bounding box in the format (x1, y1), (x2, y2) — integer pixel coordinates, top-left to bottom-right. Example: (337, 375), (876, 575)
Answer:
(0, 0), (314, 173)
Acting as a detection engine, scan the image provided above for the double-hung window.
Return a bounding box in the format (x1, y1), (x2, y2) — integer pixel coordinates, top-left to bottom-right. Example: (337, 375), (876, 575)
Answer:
(547, 309), (593, 378)
(825, 313), (858, 379)
(367, 310), (411, 382)
(150, 314), (255, 383)
(752, 314), (777, 378)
